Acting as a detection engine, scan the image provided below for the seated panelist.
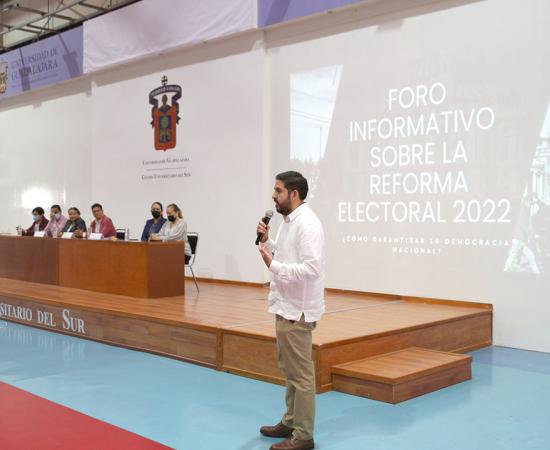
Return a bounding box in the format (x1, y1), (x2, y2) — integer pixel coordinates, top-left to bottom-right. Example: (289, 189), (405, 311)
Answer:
(149, 203), (192, 263)
(61, 207), (87, 238)
(89, 203), (116, 239)
(21, 207), (49, 236)
(44, 205), (68, 238)
(141, 202), (167, 242)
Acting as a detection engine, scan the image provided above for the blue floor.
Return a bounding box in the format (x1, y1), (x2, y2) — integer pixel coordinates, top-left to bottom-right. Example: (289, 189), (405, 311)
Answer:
(1, 320), (549, 450)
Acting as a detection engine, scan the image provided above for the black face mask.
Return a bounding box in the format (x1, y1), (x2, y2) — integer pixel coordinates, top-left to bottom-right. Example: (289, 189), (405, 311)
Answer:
(151, 210), (161, 219)
(167, 215), (176, 222)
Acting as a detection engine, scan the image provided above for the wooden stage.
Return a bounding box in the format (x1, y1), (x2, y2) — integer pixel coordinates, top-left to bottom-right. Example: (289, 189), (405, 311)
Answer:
(0, 277), (492, 394)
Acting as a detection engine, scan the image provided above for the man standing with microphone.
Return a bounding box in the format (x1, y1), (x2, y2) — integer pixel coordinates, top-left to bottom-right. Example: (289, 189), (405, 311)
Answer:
(256, 171), (325, 450)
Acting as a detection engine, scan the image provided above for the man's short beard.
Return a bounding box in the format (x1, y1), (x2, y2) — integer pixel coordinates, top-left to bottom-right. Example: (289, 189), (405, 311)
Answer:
(275, 202), (291, 216)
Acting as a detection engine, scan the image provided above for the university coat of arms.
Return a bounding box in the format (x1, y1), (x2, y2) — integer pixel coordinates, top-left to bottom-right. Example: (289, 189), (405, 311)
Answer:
(149, 76), (182, 151)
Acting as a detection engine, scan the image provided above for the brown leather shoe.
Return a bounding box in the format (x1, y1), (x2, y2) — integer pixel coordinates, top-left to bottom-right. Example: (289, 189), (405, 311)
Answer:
(260, 422), (294, 438)
(269, 438), (315, 450)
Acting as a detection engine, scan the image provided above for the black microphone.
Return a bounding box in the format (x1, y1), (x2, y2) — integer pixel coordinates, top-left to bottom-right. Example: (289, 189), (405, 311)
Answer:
(255, 210), (274, 245)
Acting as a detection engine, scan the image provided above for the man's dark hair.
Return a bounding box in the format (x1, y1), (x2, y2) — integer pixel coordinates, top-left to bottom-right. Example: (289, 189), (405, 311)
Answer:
(32, 207), (45, 215)
(91, 203), (103, 211)
(51, 204), (62, 213)
(276, 171), (308, 200)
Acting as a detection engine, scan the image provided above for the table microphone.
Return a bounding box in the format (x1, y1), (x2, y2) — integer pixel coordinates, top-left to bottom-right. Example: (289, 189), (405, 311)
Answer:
(255, 210), (274, 245)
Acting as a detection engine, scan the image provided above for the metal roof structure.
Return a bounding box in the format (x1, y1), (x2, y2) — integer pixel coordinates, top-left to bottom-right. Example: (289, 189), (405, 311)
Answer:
(0, 0), (139, 53)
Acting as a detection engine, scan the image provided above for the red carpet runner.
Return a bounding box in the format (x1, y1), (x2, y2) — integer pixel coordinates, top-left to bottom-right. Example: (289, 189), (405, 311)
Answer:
(0, 382), (173, 450)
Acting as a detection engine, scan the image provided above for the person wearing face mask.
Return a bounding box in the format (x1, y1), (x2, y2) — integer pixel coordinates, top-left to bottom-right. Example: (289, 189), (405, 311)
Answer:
(140, 202), (167, 242)
(21, 207), (49, 236)
(149, 203), (192, 262)
(44, 205), (68, 238)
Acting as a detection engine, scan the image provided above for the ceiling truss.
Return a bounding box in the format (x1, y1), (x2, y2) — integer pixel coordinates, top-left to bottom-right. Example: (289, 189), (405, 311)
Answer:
(0, 0), (139, 53)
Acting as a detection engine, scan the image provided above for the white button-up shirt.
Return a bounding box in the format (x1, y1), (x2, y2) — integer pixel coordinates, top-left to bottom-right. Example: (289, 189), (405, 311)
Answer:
(267, 203), (325, 322)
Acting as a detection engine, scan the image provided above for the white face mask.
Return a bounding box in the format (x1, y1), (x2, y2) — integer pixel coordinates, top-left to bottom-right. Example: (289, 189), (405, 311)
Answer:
(32, 214), (40, 222)
(54, 213), (61, 220)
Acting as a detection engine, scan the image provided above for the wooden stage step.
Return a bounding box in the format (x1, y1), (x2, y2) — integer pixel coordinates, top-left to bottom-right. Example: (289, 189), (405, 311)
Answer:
(0, 277), (489, 394)
(332, 347), (472, 403)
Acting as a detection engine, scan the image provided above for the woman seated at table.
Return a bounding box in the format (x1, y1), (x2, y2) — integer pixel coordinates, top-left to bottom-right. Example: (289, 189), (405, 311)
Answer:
(61, 207), (87, 238)
(149, 203), (192, 262)
(140, 201), (167, 241)
(21, 206), (49, 236)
